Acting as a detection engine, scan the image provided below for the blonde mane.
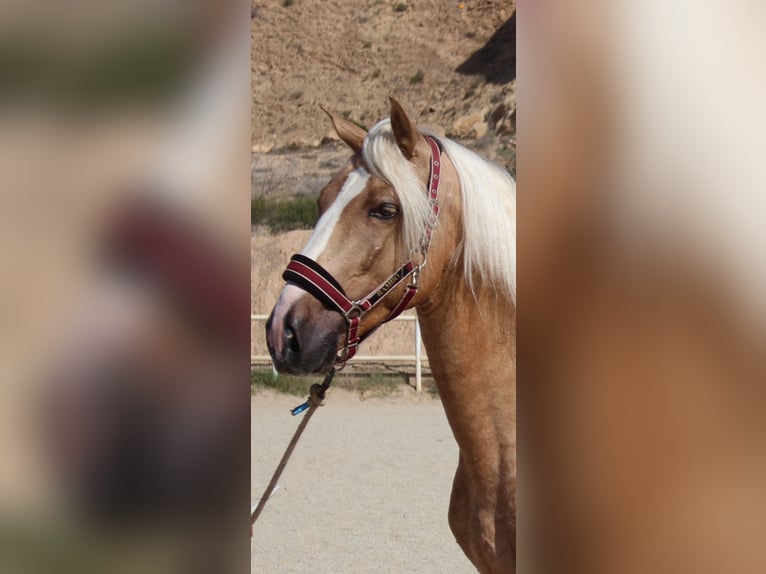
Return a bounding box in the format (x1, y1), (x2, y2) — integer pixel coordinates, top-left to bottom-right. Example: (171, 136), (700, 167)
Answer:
(362, 119), (516, 302)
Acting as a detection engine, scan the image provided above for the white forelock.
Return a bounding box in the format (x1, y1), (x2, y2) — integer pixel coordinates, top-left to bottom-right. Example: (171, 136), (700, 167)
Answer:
(362, 120), (433, 257)
(363, 119), (516, 301)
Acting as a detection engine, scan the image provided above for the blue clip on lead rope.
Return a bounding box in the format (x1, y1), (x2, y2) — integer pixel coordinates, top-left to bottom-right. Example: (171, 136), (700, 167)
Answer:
(290, 401), (309, 416)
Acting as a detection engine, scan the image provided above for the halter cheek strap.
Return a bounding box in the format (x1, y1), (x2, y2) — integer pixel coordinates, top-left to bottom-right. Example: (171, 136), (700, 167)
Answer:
(281, 135), (443, 366)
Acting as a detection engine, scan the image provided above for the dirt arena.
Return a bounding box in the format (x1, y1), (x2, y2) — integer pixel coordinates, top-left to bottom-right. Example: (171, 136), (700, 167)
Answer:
(251, 389), (475, 573)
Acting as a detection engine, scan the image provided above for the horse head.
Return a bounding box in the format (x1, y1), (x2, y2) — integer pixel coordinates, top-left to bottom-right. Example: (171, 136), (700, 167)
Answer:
(266, 98), (463, 375)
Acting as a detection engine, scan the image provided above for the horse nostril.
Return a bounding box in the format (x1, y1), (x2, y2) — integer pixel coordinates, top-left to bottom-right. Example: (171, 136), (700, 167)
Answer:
(284, 324), (300, 353)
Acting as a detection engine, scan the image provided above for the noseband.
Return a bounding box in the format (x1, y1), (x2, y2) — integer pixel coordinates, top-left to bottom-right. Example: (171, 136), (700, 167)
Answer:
(281, 135), (443, 366)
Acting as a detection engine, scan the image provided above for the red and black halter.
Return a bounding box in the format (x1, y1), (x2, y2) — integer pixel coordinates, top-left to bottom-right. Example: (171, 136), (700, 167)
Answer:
(281, 135), (443, 366)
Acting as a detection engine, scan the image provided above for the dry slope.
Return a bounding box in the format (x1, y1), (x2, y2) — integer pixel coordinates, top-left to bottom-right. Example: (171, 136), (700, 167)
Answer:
(251, 0), (515, 164)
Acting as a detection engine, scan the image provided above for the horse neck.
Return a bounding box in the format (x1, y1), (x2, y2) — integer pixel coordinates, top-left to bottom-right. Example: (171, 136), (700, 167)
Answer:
(416, 277), (516, 458)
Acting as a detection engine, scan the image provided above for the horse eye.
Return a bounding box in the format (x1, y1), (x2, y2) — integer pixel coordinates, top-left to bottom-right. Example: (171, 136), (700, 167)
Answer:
(369, 202), (398, 220)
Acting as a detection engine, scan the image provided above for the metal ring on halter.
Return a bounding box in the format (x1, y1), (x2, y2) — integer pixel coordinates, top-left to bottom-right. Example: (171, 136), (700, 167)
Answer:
(411, 265), (421, 287)
(344, 303), (363, 320)
(335, 347), (350, 366)
(408, 247), (428, 271)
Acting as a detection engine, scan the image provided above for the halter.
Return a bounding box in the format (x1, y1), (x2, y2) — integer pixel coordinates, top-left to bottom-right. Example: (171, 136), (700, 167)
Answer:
(281, 135), (443, 366)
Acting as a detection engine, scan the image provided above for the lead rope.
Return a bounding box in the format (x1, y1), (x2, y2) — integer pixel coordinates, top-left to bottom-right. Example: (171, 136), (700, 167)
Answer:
(250, 369), (336, 532)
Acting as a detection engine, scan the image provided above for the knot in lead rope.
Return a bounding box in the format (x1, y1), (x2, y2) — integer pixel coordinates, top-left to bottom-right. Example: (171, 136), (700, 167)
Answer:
(289, 368), (334, 415)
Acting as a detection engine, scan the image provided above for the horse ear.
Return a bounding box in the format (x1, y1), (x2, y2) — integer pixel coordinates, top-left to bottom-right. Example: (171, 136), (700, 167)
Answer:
(389, 96), (420, 159)
(320, 106), (366, 152)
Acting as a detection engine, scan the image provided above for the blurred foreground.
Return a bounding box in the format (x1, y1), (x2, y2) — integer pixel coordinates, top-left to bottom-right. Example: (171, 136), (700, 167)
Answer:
(0, 1), (250, 572)
(520, 1), (766, 572)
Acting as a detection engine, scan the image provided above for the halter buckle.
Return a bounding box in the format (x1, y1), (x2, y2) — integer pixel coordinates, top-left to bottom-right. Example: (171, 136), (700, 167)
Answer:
(334, 354), (349, 369)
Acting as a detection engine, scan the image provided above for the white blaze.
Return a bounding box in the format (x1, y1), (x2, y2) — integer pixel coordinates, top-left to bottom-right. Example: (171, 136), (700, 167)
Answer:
(300, 167), (370, 259)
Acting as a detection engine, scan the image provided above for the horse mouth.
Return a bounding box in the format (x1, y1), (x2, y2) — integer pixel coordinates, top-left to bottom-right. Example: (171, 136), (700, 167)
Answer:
(273, 340), (338, 376)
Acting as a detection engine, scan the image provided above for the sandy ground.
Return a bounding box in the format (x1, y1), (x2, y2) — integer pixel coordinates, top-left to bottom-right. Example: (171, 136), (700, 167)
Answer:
(251, 389), (476, 573)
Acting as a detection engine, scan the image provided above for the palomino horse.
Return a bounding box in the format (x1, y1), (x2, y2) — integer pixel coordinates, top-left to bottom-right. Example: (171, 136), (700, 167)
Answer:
(266, 98), (516, 573)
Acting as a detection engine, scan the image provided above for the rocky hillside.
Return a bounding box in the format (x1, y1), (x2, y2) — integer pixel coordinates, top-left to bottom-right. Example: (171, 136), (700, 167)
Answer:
(251, 0), (515, 176)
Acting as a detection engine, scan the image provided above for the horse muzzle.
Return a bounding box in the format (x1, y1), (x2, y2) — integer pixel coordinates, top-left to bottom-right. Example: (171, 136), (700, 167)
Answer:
(266, 295), (344, 375)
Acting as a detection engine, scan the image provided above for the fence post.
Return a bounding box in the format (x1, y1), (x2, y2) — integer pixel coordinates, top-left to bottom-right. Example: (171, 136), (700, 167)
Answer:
(415, 317), (422, 393)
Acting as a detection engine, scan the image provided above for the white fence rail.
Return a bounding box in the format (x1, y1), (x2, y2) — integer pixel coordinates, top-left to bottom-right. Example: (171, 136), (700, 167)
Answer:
(251, 314), (425, 392)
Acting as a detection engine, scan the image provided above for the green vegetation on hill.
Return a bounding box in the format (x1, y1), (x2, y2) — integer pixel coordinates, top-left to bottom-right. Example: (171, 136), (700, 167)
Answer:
(251, 195), (318, 233)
